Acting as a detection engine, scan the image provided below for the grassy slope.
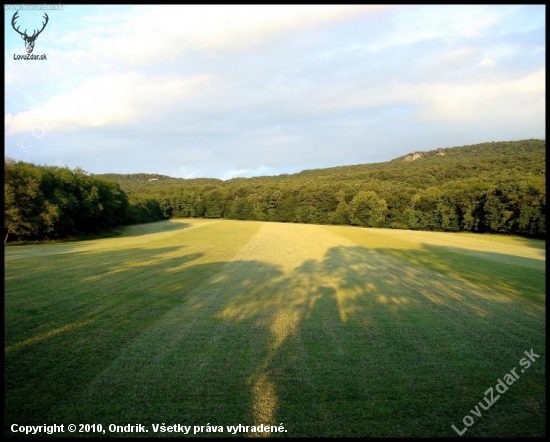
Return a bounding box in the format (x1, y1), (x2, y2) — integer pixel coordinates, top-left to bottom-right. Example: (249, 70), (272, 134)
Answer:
(4, 219), (545, 437)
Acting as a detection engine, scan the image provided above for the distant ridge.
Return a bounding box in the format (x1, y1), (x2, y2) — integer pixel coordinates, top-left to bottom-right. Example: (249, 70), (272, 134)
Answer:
(96, 139), (544, 184)
(7, 139), (545, 240)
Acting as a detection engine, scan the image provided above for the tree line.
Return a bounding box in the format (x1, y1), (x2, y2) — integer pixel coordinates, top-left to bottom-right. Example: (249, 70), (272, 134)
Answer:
(4, 159), (151, 243)
(4, 140), (546, 242)
(122, 175), (545, 238)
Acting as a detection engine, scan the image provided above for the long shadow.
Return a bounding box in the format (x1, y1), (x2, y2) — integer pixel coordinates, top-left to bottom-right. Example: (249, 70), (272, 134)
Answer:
(119, 219), (194, 237)
(206, 243), (545, 436)
(462, 234), (546, 250)
(3, 220), (193, 262)
(5, 243), (206, 427)
(4, 241), (94, 260)
(270, 244), (545, 436)
(5, 237), (288, 434)
(368, 243), (546, 317)
(4, 239), (546, 437)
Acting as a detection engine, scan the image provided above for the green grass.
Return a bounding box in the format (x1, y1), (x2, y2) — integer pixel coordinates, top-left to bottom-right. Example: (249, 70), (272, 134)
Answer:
(4, 219), (545, 437)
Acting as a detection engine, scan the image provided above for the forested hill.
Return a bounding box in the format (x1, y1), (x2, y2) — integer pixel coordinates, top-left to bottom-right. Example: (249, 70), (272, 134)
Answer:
(97, 173), (222, 189)
(97, 139), (544, 190)
(4, 139), (546, 243)
(94, 139), (545, 237)
(292, 139), (544, 186)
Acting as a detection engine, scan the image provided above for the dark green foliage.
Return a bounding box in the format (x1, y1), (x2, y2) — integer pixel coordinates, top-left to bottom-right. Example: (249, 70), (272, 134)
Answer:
(5, 139), (546, 241)
(4, 160), (131, 242)
(349, 191), (388, 227)
(202, 189), (225, 218)
(230, 196), (254, 220)
(4, 159), (44, 240)
(98, 139), (545, 238)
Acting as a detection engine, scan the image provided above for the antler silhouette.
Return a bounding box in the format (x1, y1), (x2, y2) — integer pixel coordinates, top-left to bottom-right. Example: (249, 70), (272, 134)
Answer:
(11, 11), (49, 40)
(30, 13), (49, 40)
(11, 11), (26, 38)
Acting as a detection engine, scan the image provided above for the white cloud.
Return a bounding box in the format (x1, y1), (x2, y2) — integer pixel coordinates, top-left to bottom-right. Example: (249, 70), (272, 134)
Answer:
(5, 72), (216, 135)
(353, 5), (504, 53)
(421, 69), (545, 122)
(478, 56), (496, 67)
(442, 47), (476, 63)
(79, 5), (389, 66)
(221, 166), (274, 181)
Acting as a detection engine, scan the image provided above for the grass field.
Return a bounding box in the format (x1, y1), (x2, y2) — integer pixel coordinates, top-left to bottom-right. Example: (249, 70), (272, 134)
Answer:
(4, 219), (545, 437)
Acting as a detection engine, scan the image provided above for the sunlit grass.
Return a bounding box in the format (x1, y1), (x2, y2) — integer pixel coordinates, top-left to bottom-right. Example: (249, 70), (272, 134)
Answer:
(5, 220), (545, 437)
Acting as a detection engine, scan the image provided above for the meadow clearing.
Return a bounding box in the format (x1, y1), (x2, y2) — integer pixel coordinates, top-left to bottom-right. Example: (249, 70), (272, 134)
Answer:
(4, 219), (546, 437)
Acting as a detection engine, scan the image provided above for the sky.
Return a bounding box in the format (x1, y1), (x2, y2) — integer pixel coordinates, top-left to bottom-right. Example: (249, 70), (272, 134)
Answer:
(4, 4), (546, 180)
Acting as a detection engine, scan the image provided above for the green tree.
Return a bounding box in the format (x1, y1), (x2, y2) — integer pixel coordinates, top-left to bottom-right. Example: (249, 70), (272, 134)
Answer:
(410, 187), (442, 230)
(203, 189), (225, 218)
(4, 160), (45, 242)
(349, 191), (388, 227)
(230, 196), (254, 220)
(330, 191), (350, 225)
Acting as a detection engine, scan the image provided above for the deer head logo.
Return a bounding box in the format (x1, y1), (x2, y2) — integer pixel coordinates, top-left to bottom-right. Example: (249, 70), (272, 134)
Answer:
(12, 11), (49, 54)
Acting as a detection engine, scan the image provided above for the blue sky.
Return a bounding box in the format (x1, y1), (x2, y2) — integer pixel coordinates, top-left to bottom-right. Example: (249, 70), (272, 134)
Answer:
(4, 5), (545, 179)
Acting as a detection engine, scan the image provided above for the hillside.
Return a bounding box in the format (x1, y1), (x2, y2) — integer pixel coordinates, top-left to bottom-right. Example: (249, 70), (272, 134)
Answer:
(280, 139), (544, 186)
(97, 173), (222, 189)
(5, 140), (545, 242)
(96, 139), (544, 190)
(91, 139), (544, 237)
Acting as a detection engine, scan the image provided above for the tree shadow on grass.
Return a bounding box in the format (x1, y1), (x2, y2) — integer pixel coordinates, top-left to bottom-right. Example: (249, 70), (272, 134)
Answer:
(4, 240), (546, 437)
(201, 243), (545, 436)
(119, 219), (195, 237)
(3, 219), (194, 263)
(5, 244), (205, 425)
(376, 243), (545, 311)
(458, 233), (546, 251)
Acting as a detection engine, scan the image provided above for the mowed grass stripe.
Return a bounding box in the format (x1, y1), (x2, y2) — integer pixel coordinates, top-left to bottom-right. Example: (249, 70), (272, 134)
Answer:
(3, 219), (219, 262)
(5, 219), (258, 347)
(4, 219), (263, 427)
(62, 222), (356, 432)
(319, 225), (545, 435)
(5, 220), (546, 437)
(324, 225), (545, 307)
(359, 227), (545, 270)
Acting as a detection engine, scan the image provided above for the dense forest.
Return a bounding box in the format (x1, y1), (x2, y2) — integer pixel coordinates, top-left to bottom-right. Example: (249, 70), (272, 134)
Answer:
(4, 140), (546, 243)
(4, 159), (130, 243)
